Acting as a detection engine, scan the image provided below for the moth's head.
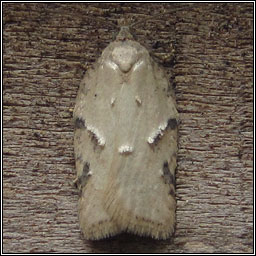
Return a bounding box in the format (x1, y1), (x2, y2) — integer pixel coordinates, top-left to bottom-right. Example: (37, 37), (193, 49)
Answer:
(115, 17), (139, 42)
(115, 26), (134, 41)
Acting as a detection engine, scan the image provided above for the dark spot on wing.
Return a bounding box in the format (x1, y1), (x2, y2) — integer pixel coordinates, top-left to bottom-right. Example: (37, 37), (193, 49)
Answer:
(167, 118), (177, 130)
(75, 162), (90, 194)
(74, 117), (86, 129)
(169, 188), (175, 197)
(162, 161), (175, 186)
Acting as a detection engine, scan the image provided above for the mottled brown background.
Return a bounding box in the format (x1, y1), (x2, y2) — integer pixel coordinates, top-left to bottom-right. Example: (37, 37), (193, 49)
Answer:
(3, 2), (253, 253)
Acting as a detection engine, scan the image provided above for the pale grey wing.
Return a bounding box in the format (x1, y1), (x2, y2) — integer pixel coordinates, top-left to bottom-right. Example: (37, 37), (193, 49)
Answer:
(73, 61), (125, 239)
(102, 58), (178, 239)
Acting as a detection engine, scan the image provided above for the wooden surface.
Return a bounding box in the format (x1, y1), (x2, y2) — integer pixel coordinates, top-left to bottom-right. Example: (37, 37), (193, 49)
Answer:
(3, 3), (253, 253)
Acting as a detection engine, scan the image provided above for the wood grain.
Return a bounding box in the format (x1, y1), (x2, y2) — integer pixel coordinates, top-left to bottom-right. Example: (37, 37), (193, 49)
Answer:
(3, 3), (253, 253)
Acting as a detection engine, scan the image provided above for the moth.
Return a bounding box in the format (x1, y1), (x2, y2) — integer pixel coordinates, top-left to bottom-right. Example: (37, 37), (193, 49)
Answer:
(73, 26), (178, 240)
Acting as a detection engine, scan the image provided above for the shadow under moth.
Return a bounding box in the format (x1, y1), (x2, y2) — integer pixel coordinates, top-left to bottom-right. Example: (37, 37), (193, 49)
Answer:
(73, 26), (178, 240)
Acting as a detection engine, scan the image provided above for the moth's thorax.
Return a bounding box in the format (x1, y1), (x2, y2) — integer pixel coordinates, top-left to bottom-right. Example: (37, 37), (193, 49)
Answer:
(102, 41), (149, 74)
(111, 45), (139, 73)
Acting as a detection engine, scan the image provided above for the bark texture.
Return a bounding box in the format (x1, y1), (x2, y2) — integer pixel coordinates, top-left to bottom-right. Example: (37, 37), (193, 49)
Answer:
(3, 3), (253, 253)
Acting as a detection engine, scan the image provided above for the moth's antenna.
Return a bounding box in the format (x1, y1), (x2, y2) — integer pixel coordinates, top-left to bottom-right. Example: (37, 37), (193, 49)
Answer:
(115, 16), (156, 41)
(117, 17), (147, 30)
